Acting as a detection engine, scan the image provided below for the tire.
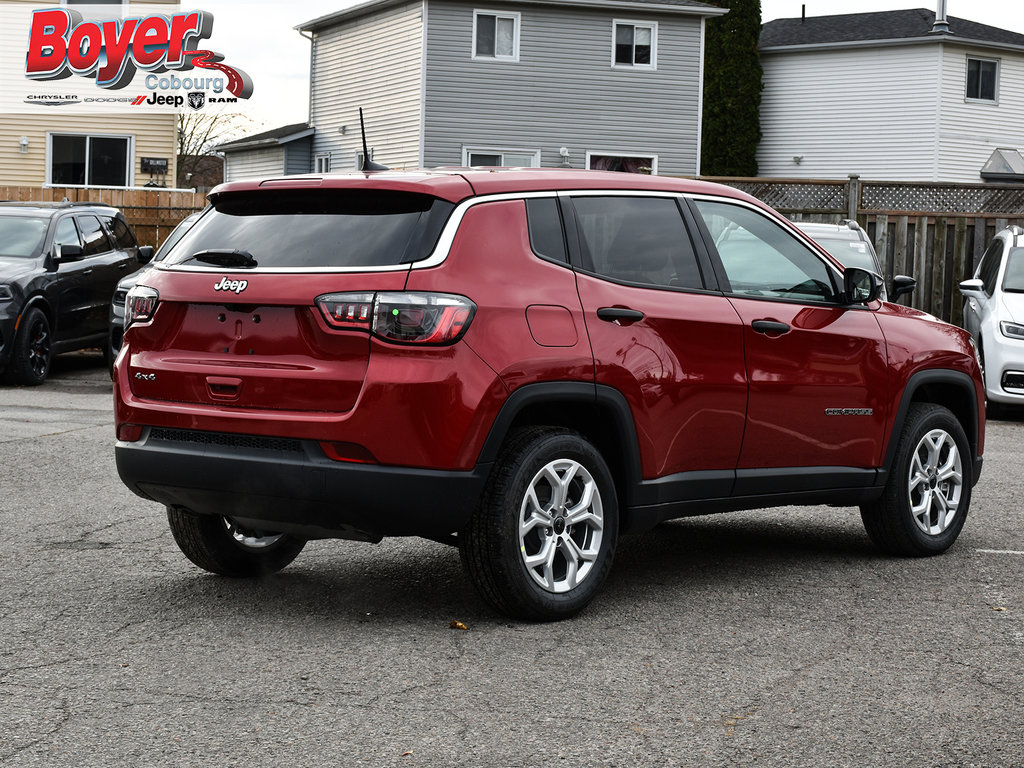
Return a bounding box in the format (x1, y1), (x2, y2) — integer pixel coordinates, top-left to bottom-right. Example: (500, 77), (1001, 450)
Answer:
(460, 427), (618, 621)
(4, 307), (52, 386)
(167, 506), (306, 577)
(860, 403), (972, 556)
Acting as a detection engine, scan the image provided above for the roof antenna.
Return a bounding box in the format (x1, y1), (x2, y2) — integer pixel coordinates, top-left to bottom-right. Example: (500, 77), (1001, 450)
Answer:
(359, 108), (389, 172)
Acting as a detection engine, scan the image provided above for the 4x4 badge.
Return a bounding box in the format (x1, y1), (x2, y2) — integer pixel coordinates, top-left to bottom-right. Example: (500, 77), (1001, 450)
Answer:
(213, 277), (248, 294)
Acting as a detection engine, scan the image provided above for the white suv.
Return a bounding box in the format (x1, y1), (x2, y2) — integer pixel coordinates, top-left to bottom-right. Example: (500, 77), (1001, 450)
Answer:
(960, 226), (1024, 409)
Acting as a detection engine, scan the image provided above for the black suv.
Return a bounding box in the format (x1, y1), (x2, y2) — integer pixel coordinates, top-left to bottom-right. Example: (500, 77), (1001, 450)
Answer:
(0, 201), (152, 384)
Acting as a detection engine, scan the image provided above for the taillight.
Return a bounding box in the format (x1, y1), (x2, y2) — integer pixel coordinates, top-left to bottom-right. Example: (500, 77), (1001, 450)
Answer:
(316, 291), (476, 345)
(124, 285), (158, 327)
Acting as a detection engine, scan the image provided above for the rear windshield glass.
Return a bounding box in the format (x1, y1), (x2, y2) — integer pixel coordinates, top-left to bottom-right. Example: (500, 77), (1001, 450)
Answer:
(165, 191), (454, 269)
(0, 216), (48, 258)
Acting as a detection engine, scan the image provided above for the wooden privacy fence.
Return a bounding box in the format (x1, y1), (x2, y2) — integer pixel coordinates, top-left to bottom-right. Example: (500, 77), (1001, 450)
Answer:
(0, 185), (207, 250)
(702, 175), (1024, 327)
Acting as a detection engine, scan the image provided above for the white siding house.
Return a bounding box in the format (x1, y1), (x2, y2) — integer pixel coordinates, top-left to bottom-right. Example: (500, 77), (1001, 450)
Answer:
(222, 0), (725, 177)
(758, 8), (1024, 183)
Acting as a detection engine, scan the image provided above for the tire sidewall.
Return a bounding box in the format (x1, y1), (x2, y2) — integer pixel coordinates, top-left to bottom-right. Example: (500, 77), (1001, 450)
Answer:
(892, 406), (972, 554)
(496, 431), (619, 618)
(13, 307), (52, 385)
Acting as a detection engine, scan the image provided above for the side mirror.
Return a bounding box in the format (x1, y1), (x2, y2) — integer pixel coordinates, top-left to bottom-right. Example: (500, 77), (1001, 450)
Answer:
(891, 275), (916, 302)
(844, 267), (883, 305)
(55, 243), (84, 263)
(959, 278), (985, 296)
(137, 245), (155, 265)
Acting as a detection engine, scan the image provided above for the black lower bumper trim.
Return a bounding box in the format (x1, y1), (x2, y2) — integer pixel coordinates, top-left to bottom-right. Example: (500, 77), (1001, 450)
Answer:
(116, 429), (488, 540)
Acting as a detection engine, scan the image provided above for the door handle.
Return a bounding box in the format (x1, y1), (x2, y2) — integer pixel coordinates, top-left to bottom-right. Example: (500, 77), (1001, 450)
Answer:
(751, 319), (791, 335)
(597, 307), (645, 325)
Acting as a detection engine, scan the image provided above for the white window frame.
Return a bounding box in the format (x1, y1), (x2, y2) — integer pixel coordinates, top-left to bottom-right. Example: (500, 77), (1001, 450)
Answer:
(462, 146), (541, 167)
(611, 20), (657, 70)
(965, 55), (999, 103)
(314, 152), (331, 173)
(586, 150), (658, 175)
(46, 132), (135, 188)
(472, 9), (521, 62)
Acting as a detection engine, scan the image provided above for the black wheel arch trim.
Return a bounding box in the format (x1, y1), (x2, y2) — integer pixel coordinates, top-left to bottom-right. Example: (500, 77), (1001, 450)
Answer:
(475, 381), (644, 501)
(883, 368), (982, 483)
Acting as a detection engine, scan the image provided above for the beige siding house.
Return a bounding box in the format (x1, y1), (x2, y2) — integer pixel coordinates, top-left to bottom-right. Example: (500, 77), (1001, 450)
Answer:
(1, 0), (179, 189)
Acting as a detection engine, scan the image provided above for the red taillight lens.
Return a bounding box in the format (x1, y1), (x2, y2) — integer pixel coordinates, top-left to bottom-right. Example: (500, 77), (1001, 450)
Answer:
(315, 291), (476, 345)
(318, 293), (375, 329)
(125, 285), (158, 327)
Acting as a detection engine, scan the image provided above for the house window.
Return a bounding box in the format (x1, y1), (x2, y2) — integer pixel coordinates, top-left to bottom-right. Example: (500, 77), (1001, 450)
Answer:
(463, 147), (540, 167)
(49, 134), (132, 187)
(314, 153), (331, 173)
(587, 152), (657, 175)
(473, 10), (520, 61)
(966, 57), (998, 102)
(613, 21), (656, 69)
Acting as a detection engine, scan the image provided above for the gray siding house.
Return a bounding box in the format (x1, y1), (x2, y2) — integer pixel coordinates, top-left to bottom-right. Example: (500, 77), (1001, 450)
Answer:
(223, 0), (723, 180)
(217, 123), (314, 182)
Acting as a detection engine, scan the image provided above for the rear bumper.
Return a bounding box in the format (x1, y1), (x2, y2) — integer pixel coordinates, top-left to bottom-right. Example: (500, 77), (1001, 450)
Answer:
(115, 427), (489, 541)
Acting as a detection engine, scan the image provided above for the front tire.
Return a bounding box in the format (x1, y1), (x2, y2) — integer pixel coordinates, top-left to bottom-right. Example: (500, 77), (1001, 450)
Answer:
(460, 428), (618, 621)
(860, 403), (972, 556)
(4, 307), (52, 385)
(167, 506), (306, 577)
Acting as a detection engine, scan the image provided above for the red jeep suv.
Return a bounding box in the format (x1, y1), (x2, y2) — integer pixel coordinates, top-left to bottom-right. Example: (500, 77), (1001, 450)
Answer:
(114, 170), (985, 620)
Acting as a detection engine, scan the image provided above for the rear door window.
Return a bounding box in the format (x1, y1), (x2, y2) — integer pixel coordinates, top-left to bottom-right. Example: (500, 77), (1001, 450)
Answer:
(102, 214), (138, 250)
(570, 196), (705, 290)
(166, 191), (455, 269)
(76, 215), (113, 257)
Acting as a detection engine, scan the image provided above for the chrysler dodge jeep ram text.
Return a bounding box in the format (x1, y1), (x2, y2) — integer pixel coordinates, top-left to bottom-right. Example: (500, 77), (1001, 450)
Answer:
(114, 170), (985, 620)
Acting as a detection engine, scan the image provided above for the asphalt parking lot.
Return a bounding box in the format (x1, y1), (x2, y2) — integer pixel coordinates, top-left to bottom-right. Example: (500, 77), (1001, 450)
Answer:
(1, 351), (1022, 767)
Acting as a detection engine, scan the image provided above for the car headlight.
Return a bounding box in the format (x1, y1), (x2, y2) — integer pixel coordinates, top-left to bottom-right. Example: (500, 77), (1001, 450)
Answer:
(0, 285), (13, 302)
(999, 321), (1024, 340)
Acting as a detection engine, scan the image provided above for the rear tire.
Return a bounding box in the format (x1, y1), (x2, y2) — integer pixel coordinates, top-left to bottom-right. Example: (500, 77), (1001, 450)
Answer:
(460, 428), (618, 621)
(860, 403), (971, 556)
(4, 307), (52, 385)
(167, 506), (306, 577)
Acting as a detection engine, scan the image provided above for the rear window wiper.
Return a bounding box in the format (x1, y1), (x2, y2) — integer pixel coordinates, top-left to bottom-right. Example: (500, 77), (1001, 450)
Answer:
(184, 249), (258, 268)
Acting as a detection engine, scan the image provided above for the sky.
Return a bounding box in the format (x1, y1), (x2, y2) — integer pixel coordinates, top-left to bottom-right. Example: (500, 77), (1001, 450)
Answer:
(199, 0), (1024, 137)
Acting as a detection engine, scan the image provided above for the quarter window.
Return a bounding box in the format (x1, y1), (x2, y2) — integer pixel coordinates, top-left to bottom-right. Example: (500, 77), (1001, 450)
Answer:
(50, 134), (131, 187)
(613, 21), (656, 69)
(966, 57), (998, 102)
(571, 196), (703, 290)
(694, 199), (836, 302)
(473, 10), (520, 61)
(525, 198), (567, 263)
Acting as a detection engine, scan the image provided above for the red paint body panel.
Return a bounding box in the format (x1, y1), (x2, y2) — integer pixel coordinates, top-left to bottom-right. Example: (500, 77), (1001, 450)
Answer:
(873, 301), (986, 457)
(406, 200), (594, 392)
(575, 274), (748, 478)
(729, 298), (889, 469)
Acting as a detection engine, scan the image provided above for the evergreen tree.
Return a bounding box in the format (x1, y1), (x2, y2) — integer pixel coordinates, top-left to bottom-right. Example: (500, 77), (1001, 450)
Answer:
(701, 0), (763, 177)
